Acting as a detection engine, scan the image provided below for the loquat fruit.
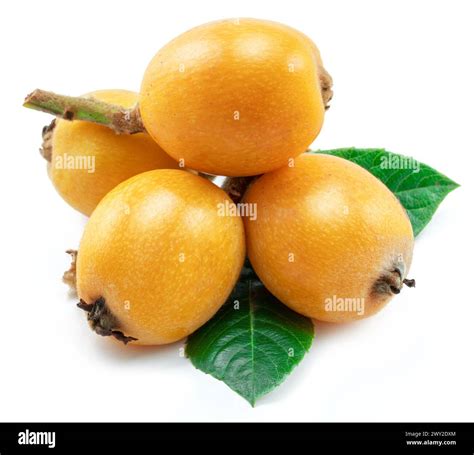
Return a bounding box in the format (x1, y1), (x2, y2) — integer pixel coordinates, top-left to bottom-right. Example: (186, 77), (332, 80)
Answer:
(76, 169), (245, 345)
(243, 153), (415, 322)
(45, 90), (179, 216)
(139, 18), (332, 176)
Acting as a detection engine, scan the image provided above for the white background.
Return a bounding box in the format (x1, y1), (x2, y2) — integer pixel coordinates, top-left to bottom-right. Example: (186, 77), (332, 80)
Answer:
(1, 0), (473, 422)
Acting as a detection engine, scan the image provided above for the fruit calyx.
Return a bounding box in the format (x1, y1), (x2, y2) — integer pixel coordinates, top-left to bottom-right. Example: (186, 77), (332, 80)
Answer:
(77, 297), (138, 344)
(318, 63), (333, 110)
(63, 249), (77, 292)
(41, 119), (56, 162)
(24, 89), (145, 134)
(373, 265), (416, 296)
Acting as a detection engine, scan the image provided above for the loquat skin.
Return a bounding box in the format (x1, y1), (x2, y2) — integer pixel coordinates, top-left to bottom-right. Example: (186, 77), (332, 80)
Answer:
(243, 154), (415, 322)
(48, 90), (180, 216)
(76, 169), (245, 345)
(139, 18), (331, 177)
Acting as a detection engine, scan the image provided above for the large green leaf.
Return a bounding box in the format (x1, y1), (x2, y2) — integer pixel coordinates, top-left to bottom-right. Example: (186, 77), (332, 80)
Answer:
(311, 148), (459, 236)
(186, 263), (314, 406)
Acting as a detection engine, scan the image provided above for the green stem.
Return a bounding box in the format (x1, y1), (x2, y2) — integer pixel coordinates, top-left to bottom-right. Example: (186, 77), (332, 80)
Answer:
(23, 89), (145, 134)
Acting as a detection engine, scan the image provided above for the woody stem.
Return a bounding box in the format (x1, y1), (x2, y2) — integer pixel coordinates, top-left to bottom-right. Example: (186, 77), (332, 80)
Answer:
(23, 89), (145, 134)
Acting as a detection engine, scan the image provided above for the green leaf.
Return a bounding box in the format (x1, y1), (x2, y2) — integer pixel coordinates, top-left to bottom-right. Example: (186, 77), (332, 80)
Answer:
(186, 262), (314, 406)
(310, 148), (459, 236)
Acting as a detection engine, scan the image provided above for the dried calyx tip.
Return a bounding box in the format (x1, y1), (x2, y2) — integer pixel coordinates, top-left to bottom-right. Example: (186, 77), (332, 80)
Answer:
(63, 249), (77, 292)
(77, 297), (137, 344)
(403, 278), (416, 288)
(373, 266), (416, 296)
(40, 119), (56, 162)
(318, 64), (333, 110)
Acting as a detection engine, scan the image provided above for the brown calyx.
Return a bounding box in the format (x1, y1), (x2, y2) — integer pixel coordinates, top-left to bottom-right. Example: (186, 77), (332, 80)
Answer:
(373, 265), (416, 297)
(318, 64), (333, 110)
(77, 297), (137, 345)
(40, 119), (56, 162)
(63, 249), (78, 292)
